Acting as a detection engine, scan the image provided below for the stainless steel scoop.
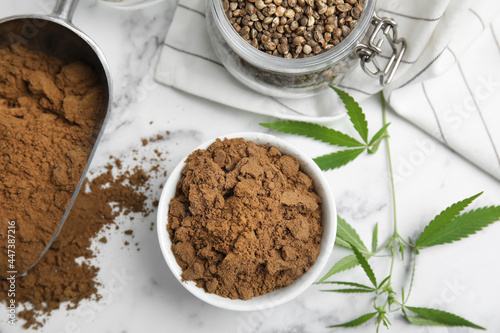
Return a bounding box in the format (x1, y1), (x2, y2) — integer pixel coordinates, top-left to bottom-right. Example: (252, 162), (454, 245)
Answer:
(0, 0), (112, 277)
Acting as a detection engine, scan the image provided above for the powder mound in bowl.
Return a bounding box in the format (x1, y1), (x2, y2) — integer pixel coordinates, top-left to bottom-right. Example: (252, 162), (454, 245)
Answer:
(167, 138), (323, 300)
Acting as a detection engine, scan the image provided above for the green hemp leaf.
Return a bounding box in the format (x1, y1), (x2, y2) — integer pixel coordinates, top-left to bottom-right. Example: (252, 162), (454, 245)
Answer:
(260, 87), (389, 171)
(335, 215), (369, 252)
(404, 307), (485, 330)
(259, 121), (364, 148)
(349, 242), (377, 287)
(329, 312), (378, 328)
(331, 86), (369, 143)
(318, 216), (374, 282)
(371, 223), (379, 253)
(416, 193), (500, 250)
(318, 254), (365, 282)
(262, 91), (500, 332)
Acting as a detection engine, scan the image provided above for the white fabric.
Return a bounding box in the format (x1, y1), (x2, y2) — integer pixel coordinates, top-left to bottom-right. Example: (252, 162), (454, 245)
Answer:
(155, 0), (500, 180)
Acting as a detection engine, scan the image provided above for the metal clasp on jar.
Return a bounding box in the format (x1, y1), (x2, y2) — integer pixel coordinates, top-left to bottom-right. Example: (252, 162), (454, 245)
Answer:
(355, 13), (407, 86)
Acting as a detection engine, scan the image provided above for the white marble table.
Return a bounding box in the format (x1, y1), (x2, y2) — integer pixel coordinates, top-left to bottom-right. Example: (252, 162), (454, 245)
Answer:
(1, 1), (500, 332)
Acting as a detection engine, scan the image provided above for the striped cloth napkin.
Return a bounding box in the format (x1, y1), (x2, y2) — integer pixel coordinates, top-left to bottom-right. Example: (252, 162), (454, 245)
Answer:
(155, 0), (500, 180)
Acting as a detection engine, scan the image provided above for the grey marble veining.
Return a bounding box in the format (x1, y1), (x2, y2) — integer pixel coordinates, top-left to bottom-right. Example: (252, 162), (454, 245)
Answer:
(1, 1), (500, 332)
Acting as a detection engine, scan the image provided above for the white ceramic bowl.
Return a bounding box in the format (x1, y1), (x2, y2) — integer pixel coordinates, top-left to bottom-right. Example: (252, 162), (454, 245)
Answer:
(157, 132), (337, 311)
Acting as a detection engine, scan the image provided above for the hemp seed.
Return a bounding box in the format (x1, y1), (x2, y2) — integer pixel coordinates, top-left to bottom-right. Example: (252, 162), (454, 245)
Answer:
(224, 0), (363, 58)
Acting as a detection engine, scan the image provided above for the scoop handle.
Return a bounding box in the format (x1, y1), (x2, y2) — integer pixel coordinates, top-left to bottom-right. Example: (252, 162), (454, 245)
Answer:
(52, 0), (80, 22)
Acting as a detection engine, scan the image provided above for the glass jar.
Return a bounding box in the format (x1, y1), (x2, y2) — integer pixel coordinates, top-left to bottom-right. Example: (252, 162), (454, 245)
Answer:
(206, 0), (406, 98)
(99, 0), (166, 10)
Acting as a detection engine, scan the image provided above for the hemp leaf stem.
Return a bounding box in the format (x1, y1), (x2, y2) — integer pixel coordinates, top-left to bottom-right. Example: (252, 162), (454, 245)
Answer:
(261, 87), (500, 331)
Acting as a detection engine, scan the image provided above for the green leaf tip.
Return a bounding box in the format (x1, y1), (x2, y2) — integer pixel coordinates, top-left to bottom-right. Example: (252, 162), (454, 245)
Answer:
(317, 281), (374, 289)
(321, 288), (375, 294)
(405, 307), (485, 330)
(318, 254), (359, 282)
(371, 223), (379, 253)
(349, 242), (377, 287)
(329, 312), (377, 328)
(314, 148), (365, 171)
(368, 123), (391, 147)
(259, 120), (364, 148)
(331, 86), (369, 143)
(336, 215), (368, 252)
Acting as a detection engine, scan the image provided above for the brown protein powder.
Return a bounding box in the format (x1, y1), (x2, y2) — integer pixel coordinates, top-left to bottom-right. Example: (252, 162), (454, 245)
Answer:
(0, 152), (162, 329)
(0, 44), (103, 276)
(168, 138), (323, 300)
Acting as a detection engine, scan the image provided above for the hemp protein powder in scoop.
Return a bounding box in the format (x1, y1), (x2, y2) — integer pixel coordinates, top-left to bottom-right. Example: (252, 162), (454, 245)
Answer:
(168, 138), (323, 300)
(0, 45), (103, 276)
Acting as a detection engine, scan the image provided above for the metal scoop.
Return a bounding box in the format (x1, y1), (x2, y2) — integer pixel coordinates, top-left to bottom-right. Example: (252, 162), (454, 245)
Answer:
(0, 0), (112, 277)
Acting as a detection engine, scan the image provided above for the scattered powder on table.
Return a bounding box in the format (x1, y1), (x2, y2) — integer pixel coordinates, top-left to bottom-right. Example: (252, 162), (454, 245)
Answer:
(0, 165), (150, 329)
(168, 138), (323, 300)
(0, 135), (170, 329)
(0, 44), (103, 276)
